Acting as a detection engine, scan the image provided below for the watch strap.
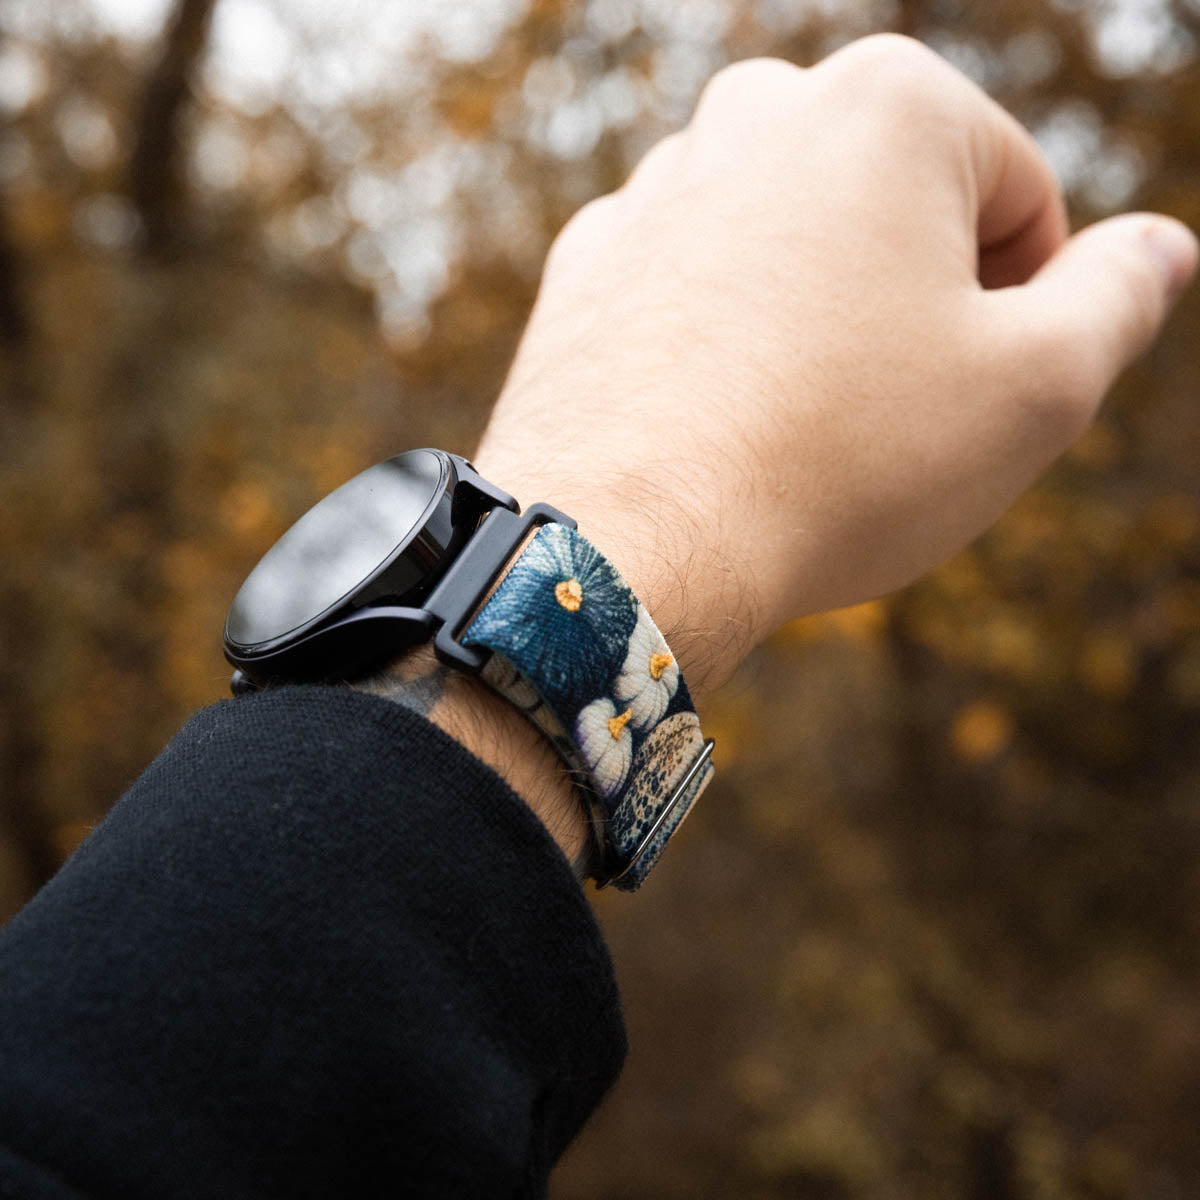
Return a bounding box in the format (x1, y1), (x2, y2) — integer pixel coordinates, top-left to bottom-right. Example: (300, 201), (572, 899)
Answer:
(462, 523), (714, 890)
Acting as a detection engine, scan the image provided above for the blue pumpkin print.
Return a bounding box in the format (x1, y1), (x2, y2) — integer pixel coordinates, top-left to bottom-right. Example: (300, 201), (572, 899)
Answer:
(464, 523), (638, 710)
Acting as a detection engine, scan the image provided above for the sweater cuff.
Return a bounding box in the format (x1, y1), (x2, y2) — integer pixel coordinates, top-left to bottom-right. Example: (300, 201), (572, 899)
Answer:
(0, 685), (625, 1198)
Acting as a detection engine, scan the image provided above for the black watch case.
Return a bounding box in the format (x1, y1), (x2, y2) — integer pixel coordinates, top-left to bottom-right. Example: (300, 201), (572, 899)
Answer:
(223, 448), (572, 692)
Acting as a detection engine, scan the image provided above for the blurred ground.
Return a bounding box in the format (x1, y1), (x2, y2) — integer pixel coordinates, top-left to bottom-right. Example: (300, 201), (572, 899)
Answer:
(2, 1), (1200, 1196)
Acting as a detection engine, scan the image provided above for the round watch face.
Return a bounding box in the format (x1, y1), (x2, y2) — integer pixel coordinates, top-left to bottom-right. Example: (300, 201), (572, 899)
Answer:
(225, 448), (451, 651)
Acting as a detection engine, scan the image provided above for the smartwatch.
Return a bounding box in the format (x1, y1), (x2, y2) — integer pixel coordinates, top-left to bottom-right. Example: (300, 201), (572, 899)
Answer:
(223, 448), (714, 889)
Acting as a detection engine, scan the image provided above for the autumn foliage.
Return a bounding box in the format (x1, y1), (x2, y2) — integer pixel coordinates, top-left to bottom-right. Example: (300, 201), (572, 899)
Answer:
(2, 1), (1200, 1195)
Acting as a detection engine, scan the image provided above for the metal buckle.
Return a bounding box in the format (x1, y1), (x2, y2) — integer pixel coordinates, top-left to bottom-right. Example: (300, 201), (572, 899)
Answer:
(428, 502), (575, 674)
(596, 738), (715, 889)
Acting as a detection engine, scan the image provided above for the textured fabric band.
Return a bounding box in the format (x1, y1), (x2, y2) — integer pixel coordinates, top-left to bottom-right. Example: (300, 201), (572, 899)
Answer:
(462, 523), (714, 890)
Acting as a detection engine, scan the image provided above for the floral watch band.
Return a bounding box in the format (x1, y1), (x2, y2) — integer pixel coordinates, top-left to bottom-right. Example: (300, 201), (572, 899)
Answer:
(461, 523), (715, 890)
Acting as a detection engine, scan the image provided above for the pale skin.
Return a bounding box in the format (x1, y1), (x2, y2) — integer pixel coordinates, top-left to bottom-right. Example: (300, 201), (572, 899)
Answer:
(369, 36), (1198, 875)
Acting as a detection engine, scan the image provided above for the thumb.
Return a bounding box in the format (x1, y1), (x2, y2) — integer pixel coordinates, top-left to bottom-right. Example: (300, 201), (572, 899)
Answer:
(994, 213), (1197, 419)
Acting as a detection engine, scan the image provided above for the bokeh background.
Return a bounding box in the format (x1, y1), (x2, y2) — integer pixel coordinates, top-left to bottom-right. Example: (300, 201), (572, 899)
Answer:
(2, 0), (1199, 1195)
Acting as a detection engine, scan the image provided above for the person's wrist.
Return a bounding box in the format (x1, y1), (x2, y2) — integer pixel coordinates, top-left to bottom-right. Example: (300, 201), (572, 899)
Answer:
(359, 643), (592, 876)
(360, 454), (728, 885)
(469, 447), (761, 702)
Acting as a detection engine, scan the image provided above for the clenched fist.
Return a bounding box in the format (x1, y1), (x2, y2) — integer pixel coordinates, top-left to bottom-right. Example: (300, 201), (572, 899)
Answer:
(474, 35), (1197, 698)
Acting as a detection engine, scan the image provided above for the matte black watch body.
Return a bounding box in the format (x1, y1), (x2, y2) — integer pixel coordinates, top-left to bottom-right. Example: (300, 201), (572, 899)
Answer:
(223, 449), (572, 692)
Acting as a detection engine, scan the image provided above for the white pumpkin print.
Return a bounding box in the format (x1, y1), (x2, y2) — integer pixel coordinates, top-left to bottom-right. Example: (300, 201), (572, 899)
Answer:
(575, 696), (634, 798)
(613, 603), (680, 732)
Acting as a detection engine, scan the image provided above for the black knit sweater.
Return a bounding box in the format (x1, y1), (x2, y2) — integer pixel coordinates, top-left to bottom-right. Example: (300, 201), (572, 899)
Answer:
(0, 686), (625, 1198)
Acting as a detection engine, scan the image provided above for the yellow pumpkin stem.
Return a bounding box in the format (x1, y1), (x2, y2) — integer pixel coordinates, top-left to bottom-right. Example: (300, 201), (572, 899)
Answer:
(607, 707), (633, 740)
(554, 578), (583, 611)
(648, 651), (673, 680)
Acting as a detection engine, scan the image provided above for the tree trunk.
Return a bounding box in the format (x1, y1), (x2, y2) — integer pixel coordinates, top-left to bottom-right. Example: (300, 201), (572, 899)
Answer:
(128, 0), (218, 253)
(0, 201), (28, 347)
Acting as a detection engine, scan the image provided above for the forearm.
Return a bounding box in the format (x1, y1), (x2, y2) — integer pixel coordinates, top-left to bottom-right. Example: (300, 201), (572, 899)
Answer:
(0, 688), (624, 1197)
(360, 644), (593, 875)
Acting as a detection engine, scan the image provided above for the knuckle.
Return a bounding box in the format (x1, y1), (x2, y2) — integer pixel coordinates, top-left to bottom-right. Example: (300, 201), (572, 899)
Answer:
(695, 56), (804, 116)
(833, 32), (939, 74)
(823, 34), (950, 111)
(1025, 326), (1105, 437)
(974, 297), (1104, 446)
(624, 130), (686, 190)
(545, 194), (618, 269)
(1114, 250), (1169, 353)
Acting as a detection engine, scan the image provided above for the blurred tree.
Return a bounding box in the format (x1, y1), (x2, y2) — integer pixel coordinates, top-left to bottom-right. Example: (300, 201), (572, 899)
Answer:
(0, 203), (27, 346)
(129, 0), (216, 252)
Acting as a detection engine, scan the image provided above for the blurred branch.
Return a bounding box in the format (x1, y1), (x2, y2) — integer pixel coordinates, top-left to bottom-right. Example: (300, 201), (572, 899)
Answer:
(0, 33), (29, 348)
(1172, 0), (1200, 37)
(128, 0), (217, 253)
(894, 0), (926, 38)
(0, 198), (28, 347)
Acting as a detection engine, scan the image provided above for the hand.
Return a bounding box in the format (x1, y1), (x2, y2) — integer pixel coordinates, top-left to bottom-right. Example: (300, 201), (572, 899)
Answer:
(473, 34), (1197, 699)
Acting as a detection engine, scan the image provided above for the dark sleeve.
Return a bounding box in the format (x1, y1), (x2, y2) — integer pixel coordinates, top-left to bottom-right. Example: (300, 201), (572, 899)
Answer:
(0, 686), (626, 1199)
